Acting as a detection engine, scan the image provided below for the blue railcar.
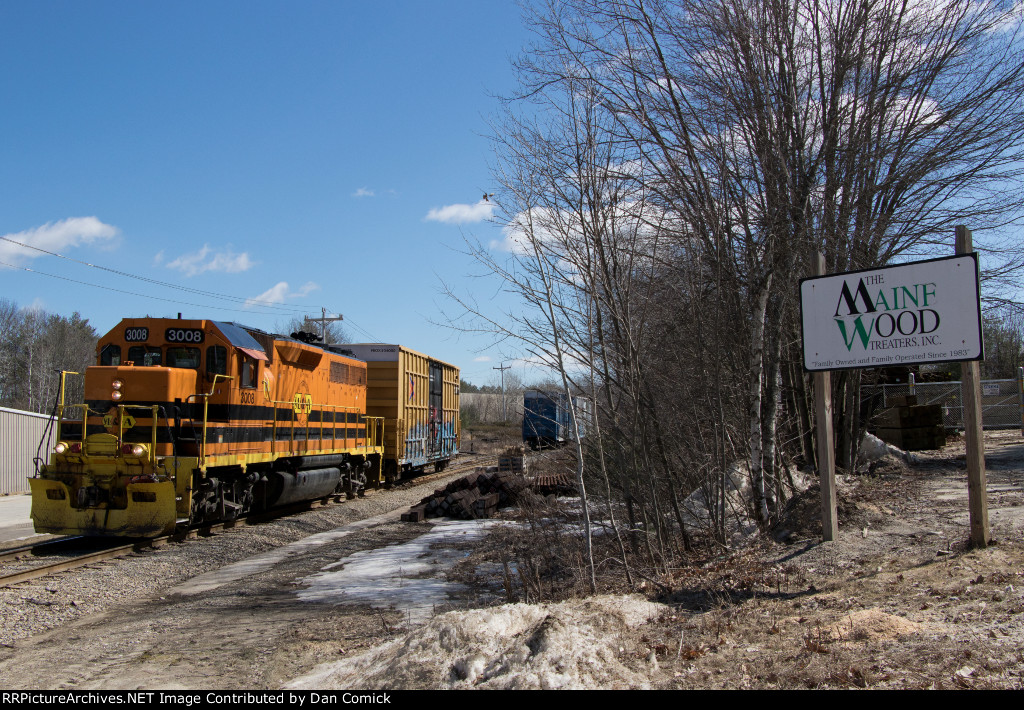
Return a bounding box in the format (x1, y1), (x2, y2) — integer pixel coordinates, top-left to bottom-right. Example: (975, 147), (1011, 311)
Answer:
(522, 390), (587, 450)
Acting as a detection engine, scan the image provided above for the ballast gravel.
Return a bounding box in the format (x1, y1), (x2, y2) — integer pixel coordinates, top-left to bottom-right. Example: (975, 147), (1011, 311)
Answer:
(0, 475), (463, 648)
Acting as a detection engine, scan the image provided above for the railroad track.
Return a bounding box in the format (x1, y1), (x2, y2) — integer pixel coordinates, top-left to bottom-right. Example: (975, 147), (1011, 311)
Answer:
(0, 453), (499, 588)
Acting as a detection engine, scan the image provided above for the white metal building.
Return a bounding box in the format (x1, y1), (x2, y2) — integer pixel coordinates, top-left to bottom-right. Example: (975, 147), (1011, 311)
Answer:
(0, 406), (51, 495)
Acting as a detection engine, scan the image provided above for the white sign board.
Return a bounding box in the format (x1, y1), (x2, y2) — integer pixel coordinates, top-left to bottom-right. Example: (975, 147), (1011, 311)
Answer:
(338, 344), (400, 362)
(800, 254), (983, 371)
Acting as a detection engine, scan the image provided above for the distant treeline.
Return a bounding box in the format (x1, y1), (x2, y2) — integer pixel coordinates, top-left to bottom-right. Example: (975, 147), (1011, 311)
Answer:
(0, 299), (97, 414)
(459, 379), (504, 394)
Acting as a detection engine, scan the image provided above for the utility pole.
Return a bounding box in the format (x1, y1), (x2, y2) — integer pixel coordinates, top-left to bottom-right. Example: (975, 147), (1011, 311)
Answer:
(493, 362), (511, 421)
(304, 308), (343, 344)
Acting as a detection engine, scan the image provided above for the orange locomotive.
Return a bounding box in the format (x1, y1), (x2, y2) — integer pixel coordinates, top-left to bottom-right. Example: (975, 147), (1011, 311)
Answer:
(30, 318), (385, 537)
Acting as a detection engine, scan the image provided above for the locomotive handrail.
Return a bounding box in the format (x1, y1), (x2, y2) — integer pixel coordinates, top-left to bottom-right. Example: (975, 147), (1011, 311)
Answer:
(51, 401), (161, 466)
(55, 370), (81, 422)
(362, 416), (384, 450)
(58, 403), (93, 451)
(185, 373), (234, 462)
(51, 371), (84, 460)
(264, 398), (369, 456)
(113, 403), (161, 466)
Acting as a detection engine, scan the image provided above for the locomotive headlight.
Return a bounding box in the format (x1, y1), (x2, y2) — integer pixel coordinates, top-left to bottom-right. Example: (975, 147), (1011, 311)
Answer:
(122, 443), (147, 457)
(54, 442), (68, 454)
(111, 390), (123, 401)
(111, 379), (123, 390)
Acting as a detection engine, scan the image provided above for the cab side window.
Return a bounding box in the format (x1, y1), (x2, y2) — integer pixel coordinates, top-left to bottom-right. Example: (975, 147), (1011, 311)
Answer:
(240, 356), (257, 388)
(100, 344), (121, 366)
(206, 346), (227, 377)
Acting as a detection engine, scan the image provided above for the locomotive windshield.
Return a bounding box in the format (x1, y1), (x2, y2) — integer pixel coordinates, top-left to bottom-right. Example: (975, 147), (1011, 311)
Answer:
(166, 347), (201, 369)
(206, 345), (227, 375)
(127, 345), (162, 367)
(100, 344), (121, 366)
(102, 340), (229, 372)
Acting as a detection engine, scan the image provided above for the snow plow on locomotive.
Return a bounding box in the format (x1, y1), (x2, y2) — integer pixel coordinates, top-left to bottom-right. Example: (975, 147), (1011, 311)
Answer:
(29, 318), (459, 537)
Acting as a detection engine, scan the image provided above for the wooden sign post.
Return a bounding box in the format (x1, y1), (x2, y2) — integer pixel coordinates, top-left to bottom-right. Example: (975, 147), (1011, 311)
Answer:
(955, 226), (989, 548)
(813, 252), (838, 542)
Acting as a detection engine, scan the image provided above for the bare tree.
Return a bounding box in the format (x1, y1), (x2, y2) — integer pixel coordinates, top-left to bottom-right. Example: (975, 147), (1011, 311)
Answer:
(982, 308), (1024, 379)
(506, 0), (1024, 528)
(444, 0), (1024, 591)
(275, 316), (351, 346)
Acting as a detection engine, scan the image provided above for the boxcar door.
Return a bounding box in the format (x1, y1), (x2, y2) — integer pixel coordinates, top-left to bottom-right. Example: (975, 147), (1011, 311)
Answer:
(428, 360), (443, 459)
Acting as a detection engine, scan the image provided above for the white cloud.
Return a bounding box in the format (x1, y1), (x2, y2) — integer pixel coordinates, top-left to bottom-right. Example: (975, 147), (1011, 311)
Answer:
(492, 200), (665, 260)
(490, 206), (567, 254)
(0, 216), (119, 265)
(424, 200), (495, 225)
(245, 281), (320, 308)
(352, 187), (375, 198)
(165, 244), (255, 277)
(473, 356), (492, 362)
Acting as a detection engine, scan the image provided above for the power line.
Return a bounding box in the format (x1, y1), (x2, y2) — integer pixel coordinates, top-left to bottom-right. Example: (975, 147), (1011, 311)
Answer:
(343, 317), (382, 342)
(1, 258), (385, 339)
(0, 236), (312, 314)
(0, 260), (317, 317)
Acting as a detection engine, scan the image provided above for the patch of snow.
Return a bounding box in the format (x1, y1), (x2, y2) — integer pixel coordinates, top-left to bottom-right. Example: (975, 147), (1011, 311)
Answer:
(296, 518), (507, 623)
(284, 594), (668, 690)
(169, 509), (403, 596)
(859, 432), (890, 463)
(859, 432), (918, 465)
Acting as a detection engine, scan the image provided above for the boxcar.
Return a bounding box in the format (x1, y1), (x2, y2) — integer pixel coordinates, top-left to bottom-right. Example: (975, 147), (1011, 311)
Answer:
(333, 344), (460, 479)
(522, 389), (587, 450)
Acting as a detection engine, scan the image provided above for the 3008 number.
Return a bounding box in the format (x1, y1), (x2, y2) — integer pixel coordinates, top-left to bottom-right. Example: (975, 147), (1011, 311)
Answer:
(165, 328), (204, 344)
(124, 327), (149, 342)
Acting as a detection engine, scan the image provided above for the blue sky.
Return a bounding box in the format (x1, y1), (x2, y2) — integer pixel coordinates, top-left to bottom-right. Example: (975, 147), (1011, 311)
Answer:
(0, 1), (533, 386)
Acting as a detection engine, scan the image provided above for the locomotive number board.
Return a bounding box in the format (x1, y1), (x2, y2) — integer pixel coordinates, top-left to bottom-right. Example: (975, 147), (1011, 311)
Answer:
(124, 327), (149, 342)
(165, 328), (205, 344)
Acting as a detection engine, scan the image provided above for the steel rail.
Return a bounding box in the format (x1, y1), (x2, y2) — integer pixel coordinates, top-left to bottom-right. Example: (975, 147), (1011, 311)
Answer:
(0, 537), (82, 565)
(0, 540), (150, 587)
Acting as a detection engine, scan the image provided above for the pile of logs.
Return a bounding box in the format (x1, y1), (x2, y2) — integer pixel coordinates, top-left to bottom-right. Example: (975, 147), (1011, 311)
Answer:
(401, 470), (529, 522)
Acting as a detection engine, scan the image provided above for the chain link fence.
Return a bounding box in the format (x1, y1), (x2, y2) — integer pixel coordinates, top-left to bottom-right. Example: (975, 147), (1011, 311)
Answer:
(866, 373), (1024, 430)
